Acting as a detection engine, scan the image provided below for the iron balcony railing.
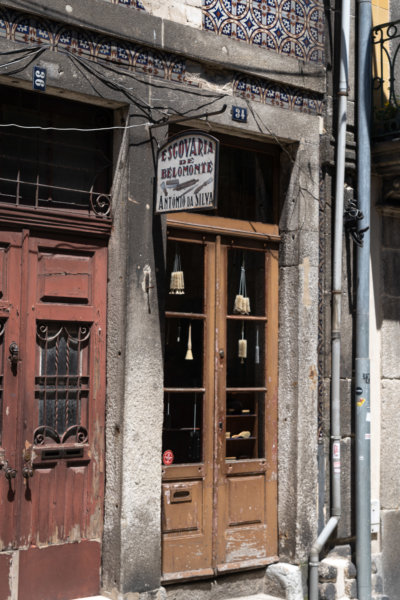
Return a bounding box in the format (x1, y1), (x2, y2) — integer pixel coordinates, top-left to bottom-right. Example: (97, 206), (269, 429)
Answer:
(372, 19), (400, 138)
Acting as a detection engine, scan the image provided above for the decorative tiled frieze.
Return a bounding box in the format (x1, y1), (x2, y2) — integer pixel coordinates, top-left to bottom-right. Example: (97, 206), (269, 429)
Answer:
(202, 0), (325, 64)
(0, 7), (324, 117)
(0, 7), (186, 83)
(234, 75), (324, 115)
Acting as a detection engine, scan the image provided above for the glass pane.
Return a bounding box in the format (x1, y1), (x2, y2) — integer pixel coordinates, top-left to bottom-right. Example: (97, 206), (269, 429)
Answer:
(35, 322), (90, 439)
(217, 146), (275, 222)
(226, 392), (265, 460)
(162, 392), (203, 464)
(165, 240), (204, 314)
(226, 321), (265, 388)
(196, 144), (275, 222)
(164, 318), (203, 388)
(227, 248), (265, 316)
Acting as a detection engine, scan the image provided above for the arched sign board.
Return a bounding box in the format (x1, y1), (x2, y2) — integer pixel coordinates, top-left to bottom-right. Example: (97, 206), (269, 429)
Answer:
(155, 131), (219, 214)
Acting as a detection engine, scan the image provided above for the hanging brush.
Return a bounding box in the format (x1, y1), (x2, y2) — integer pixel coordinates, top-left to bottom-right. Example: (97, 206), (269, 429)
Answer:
(185, 322), (193, 360)
(165, 393), (172, 429)
(233, 258), (250, 314)
(169, 248), (185, 295)
(255, 326), (260, 364)
(238, 321), (247, 364)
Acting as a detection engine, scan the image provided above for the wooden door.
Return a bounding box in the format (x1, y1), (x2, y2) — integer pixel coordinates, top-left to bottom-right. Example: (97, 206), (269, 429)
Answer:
(161, 213), (279, 581)
(0, 231), (23, 553)
(0, 229), (107, 600)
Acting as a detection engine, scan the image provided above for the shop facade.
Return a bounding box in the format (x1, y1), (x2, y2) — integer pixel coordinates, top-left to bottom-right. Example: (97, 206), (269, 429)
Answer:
(0, 1), (328, 598)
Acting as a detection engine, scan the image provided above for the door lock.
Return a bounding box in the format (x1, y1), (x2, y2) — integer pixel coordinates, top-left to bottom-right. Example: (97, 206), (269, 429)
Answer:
(0, 449), (17, 480)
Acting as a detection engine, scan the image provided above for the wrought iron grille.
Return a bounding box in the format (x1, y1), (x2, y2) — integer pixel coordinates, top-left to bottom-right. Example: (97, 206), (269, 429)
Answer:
(372, 19), (400, 137)
(35, 323), (90, 445)
(0, 173), (111, 217)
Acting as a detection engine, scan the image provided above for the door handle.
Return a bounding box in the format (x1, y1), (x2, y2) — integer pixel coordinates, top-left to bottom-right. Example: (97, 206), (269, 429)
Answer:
(23, 447), (34, 478)
(22, 466), (34, 479)
(4, 466), (17, 480)
(8, 342), (19, 371)
(0, 449), (17, 480)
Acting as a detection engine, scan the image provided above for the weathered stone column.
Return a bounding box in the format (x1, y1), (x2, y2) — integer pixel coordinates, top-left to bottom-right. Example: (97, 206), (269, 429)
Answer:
(103, 111), (166, 597)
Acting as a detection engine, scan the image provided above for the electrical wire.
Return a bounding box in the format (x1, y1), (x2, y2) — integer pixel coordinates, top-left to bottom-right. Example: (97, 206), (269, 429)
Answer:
(0, 47), (45, 68)
(0, 45), (44, 56)
(0, 40), (228, 105)
(0, 122), (150, 132)
(0, 46), (47, 76)
(68, 51), (155, 116)
(68, 49), (228, 124)
(0, 40), (229, 128)
(65, 46), (229, 100)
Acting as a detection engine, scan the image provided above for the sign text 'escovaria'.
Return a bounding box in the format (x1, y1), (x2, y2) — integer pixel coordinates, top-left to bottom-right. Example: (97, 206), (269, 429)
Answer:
(155, 131), (219, 214)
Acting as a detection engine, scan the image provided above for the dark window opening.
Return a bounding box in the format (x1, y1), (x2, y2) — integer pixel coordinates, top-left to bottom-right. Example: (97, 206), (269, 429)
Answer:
(169, 127), (279, 223)
(0, 85), (113, 213)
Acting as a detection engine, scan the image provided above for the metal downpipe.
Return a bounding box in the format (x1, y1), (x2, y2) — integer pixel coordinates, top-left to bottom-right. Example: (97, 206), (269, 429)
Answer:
(308, 0), (350, 597)
(356, 0), (372, 598)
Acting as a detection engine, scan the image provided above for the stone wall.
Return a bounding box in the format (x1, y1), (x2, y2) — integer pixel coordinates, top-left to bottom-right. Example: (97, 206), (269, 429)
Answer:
(379, 209), (400, 600)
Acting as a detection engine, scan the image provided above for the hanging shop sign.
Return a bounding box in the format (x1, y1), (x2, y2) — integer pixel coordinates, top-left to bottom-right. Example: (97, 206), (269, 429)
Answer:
(155, 131), (219, 214)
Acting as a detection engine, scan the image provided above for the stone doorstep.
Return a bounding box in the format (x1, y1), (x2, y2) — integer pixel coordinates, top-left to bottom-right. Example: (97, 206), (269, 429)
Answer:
(225, 596), (283, 600)
(72, 596), (282, 600)
(73, 597), (109, 600)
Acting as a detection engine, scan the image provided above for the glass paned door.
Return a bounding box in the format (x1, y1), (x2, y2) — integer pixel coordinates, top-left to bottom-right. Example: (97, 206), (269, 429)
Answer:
(214, 237), (278, 571)
(162, 216), (278, 580)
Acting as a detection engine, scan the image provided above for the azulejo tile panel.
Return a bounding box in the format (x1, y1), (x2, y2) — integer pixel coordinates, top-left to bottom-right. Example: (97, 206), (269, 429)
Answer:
(0, 8), (186, 84)
(233, 75), (324, 115)
(202, 0), (325, 64)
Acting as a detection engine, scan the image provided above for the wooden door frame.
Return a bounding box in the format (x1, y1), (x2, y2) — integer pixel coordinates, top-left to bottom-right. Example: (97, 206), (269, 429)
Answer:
(162, 212), (280, 581)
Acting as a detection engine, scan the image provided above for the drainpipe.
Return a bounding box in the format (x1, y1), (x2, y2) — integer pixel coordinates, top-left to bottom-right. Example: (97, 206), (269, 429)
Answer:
(309, 0), (350, 597)
(355, 0), (372, 598)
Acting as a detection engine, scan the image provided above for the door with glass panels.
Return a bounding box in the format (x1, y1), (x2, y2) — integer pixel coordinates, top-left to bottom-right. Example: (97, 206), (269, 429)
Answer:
(161, 213), (279, 581)
(0, 229), (107, 600)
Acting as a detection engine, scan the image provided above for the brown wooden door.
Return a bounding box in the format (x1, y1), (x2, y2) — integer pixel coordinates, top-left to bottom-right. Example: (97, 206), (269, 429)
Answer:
(0, 231), (23, 552)
(0, 229), (107, 600)
(161, 214), (279, 581)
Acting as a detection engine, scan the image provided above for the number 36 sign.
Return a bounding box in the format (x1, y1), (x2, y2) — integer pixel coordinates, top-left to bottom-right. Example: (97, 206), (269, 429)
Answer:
(33, 66), (46, 91)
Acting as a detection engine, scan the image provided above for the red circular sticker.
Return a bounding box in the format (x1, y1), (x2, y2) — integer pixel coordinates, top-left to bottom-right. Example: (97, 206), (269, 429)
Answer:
(163, 450), (174, 466)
